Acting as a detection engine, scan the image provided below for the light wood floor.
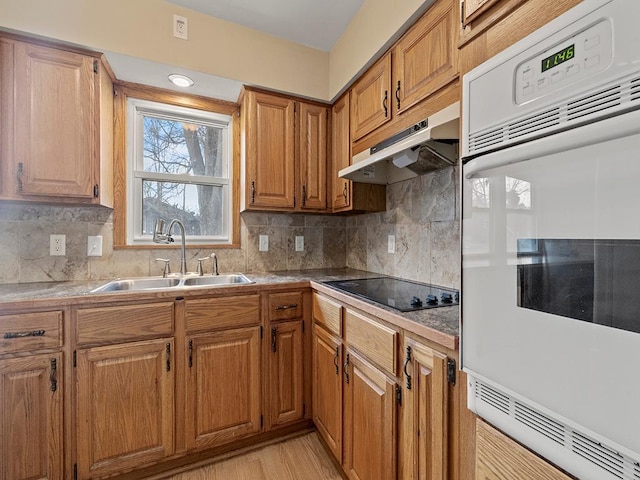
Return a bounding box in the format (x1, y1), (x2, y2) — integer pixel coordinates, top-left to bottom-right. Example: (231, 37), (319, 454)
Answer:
(165, 432), (344, 480)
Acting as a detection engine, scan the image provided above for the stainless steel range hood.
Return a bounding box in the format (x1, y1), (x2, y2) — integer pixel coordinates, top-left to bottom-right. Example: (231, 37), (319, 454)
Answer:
(339, 102), (459, 185)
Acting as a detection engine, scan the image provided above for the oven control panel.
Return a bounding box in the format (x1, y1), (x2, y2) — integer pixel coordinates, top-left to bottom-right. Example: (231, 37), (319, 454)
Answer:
(514, 19), (612, 104)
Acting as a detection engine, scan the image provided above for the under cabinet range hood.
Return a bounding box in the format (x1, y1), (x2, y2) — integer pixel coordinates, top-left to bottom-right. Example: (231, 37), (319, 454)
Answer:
(339, 102), (459, 185)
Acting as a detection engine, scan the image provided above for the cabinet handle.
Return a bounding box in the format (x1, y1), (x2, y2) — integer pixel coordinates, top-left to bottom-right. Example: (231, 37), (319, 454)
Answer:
(251, 181), (256, 204)
(302, 185), (307, 207)
(4, 329), (45, 339)
(188, 339), (193, 368)
(275, 303), (298, 311)
(344, 353), (350, 384)
(16, 162), (24, 192)
(50, 358), (57, 392)
(343, 182), (348, 202)
(395, 81), (401, 110)
(333, 346), (340, 375)
(403, 346), (412, 390)
(383, 91), (389, 118)
(166, 343), (171, 372)
(271, 327), (277, 353)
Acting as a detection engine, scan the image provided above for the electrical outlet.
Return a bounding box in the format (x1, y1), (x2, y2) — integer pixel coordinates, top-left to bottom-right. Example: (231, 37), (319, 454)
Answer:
(388, 234), (396, 254)
(50, 234), (66, 256)
(295, 236), (304, 252)
(259, 235), (269, 252)
(87, 235), (103, 257)
(173, 14), (188, 40)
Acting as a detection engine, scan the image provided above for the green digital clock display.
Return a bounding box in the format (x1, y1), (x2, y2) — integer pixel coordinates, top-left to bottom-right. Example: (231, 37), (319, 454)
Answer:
(541, 44), (575, 73)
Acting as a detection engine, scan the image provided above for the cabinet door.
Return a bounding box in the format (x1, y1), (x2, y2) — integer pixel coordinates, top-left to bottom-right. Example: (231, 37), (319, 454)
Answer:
(76, 339), (174, 479)
(244, 91), (295, 209)
(343, 349), (396, 480)
(13, 41), (97, 199)
(298, 102), (328, 211)
(399, 338), (449, 480)
(0, 353), (62, 480)
(185, 326), (261, 450)
(331, 93), (351, 211)
(350, 54), (392, 141)
(266, 320), (304, 429)
(393, 0), (459, 115)
(312, 325), (343, 461)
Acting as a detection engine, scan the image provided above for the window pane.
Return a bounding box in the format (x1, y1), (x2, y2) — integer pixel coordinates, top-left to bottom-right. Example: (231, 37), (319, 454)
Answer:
(142, 180), (223, 236)
(506, 176), (531, 209)
(142, 116), (225, 177)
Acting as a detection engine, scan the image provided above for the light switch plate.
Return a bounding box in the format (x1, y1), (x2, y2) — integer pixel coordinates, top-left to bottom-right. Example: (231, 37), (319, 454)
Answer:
(388, 234), (396, 254)
(295, 236), (304, 252)
(259, 235), (269, 252)
(87, 235), (103, 257)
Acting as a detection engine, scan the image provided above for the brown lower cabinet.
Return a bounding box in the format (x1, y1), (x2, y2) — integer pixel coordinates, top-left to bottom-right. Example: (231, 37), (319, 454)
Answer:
(0, 310), (64, 480)
(76, 339), (175, 479)
(184, 327), (262, 450)
(68, 289), (308, 479)
(312, 291), (469, 480)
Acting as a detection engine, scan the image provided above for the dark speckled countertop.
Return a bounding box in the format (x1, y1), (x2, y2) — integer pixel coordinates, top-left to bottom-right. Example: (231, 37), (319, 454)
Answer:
(0, 268), (459, 350)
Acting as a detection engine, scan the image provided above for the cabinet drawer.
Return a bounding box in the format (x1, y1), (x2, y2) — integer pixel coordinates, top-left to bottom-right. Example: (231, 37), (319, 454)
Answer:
(312, 293), (342, 336)
(76, 302), (174, 345)
(345, 309), (397, 376)
(186, 295), (260, 333)
(268, 291), (303, 321)
(0, 311), (62, 354)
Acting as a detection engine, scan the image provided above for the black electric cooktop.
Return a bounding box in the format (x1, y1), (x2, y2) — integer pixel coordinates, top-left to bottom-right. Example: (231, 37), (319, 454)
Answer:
(323, 277), (459, 312)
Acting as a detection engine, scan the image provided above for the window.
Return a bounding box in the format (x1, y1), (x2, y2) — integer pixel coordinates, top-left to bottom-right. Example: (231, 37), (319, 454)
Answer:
(125, 97), (234, 245)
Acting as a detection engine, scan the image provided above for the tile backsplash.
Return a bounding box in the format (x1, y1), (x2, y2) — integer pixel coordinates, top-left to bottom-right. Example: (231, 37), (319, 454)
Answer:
(0, 166), (459, 287)
(345, 166), (460, 288)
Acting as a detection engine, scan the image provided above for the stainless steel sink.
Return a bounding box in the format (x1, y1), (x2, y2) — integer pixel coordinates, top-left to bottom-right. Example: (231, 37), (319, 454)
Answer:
(90, 274), (254, 293)
(183, 274), (253, 287)
(90, 277), (181, 293)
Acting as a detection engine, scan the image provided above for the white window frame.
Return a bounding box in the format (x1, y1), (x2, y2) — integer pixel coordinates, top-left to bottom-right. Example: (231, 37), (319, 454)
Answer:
(126, 98), (233, 246)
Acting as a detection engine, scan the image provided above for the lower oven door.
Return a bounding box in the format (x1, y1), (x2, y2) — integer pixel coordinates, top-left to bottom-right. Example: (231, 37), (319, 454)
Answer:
(461, 107), (640, 478)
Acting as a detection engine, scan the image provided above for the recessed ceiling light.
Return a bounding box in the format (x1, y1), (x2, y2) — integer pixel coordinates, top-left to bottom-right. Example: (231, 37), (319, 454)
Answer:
(168, 73), (194, 88)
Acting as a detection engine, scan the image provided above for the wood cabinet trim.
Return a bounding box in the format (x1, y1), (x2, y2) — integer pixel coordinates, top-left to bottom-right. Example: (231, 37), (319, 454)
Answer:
(75, 301), (174, 345)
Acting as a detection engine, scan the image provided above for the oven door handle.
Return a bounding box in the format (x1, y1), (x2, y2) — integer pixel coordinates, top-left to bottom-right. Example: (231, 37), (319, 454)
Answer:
(463, 107), (640, 179)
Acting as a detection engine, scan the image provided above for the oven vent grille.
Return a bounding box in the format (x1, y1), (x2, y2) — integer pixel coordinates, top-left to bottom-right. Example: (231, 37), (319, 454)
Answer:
(514, 401), (564, 445)
(466, 71), (640, 157)
(475, 381), (509, 414)
(631, 78), (640, 102)
(566, 85), (622, 122)
(507, 107), (560, 140)
(572, 431), (625, 479)
(468, 127), (503, 152)
(473, 379), (640, 480)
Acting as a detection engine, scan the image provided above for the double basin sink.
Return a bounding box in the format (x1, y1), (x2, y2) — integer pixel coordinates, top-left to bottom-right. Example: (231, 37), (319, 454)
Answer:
(91, 274), (254, 293)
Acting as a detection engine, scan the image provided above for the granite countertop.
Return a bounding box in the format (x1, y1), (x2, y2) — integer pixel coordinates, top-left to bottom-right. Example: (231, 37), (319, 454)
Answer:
(0, 268), (459, 350)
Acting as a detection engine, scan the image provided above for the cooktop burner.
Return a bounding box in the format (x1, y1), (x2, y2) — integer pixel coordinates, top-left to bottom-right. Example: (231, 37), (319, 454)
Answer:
(323, 277), (459, 312)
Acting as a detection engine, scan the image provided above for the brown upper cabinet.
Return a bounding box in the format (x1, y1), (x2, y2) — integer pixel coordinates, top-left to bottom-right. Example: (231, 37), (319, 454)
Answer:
(0, 34), (113, 206)
(330, 92), (386, 213)
(350, 0), (459, 144)
(240, 88), (328, 212)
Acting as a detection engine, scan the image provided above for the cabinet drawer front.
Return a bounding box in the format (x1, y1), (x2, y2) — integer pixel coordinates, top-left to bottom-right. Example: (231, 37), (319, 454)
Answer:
(0, 311), (62, 353)
(186, 295), (260, 333)
(312, 293), (342, 336)
(345, 309), (397, 376)
(268, 291), (303, 321)
(76, 302), (174, 345)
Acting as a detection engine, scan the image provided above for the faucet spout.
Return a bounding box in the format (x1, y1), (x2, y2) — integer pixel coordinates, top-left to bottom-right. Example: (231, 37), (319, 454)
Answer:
(153, 218), (188, 276)
(211, 253), (219, 275)
(167, 219), (188, 275)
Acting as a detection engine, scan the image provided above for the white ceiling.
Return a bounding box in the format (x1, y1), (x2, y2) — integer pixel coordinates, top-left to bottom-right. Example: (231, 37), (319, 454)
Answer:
(165, 0), (365, 51)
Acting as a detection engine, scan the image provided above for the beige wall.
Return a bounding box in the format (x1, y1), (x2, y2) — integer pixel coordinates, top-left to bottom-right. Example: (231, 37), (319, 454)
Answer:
(0, 0), (431, 102)
(0, 0), (330, 100)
